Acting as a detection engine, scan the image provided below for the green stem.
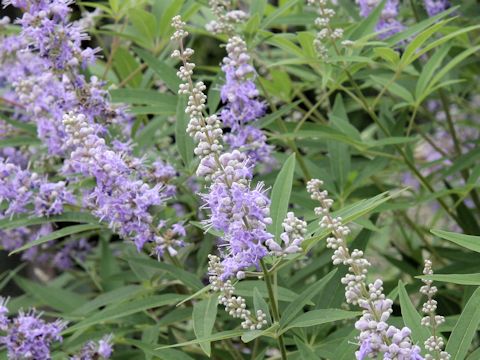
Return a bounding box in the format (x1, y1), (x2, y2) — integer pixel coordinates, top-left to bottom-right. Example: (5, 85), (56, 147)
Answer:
(260, 259), (287, 360)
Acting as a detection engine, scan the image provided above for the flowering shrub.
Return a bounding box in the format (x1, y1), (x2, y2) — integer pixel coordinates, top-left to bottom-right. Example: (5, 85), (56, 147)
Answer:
(0, 0), (480, 359)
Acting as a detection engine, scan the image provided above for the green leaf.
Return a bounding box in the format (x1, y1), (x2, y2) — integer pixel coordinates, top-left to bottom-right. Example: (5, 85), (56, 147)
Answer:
(250, 0), (267, 18)
(401, 19), (450, 65)
(100, 235), (123, 291)
(427, 45), (480, 95)
(235, 281), (303, 303)
(256, 101), (301, 129)
(398, 281), (431, 346)
(126, 257), (203, 291)
(417, 273), (480, 286)
(304, 190), (402, 251)
(370, 75), (414, 103)
(466, 347), (480, 360)
(269, 153), (296, 240)
(279, 269), (337, 328)
(0, 136), (41, 148)
(72, 285), (144, 315)
(156, 330), (244, 350)
(279, 309), (359, 334)
(175, 95), (194, 167)
(253, 287), (272, 324)
(431, 229), (480, 253)
(159, 0), (185, 37)
(261, 0), (300, 29)
(0, 212), (98, 230)
(446, 287), (480, 360)
(415, 44), (451, 101)
(347, 0), (384, 40)
(192, 296), (218, 356)
(373, 47), (400, 65)
(112, 47), (142, 87)
(9, 224), (102, 255)
(386, 7), (456, 47)
(294, 338), (321, 360)
(241, 324), (278, 343)
(130, 9), (156, 47)
(108, 0), (119, 13)
(125, 339), (195, 360)
(110, 89), (177, 111)
(64, 294), (185, 334)
(0, 117), (36, 134)
(134, 47), (180, 92)
(15, 277), (87, 313)
(410, 24), (480, 63)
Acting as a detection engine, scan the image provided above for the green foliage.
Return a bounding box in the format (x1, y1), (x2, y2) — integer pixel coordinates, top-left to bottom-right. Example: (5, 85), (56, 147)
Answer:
(2, 0), (480, 358)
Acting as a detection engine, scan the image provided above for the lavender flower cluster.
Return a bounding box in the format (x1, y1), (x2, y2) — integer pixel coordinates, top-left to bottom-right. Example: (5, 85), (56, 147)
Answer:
(172, 13), (308, 331)
(423, 0), (450, 16)
(220, 36), (275, 170)
(172, 15), (304, 280)
(70, 334), (114, 360)
(0, 158), (86, 266)
(307, 179), (423, 359)
(63, 112), (169, 252)
(172, 15), (273, 280)
(355, 0), (450, 39)
(1, 0), (184, 260)
(0, 297), (67, 359)
(207, 0), (275, 171)
(356, 0), (404, 38)
(0, 296), (113, 359)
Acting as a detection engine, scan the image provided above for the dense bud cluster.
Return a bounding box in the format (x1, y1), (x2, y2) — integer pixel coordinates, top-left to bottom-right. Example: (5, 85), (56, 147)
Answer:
(208, 255), (268, 330)
(307, 0), (344, 57)
(307, 179), (423, 359)
(420, 260), (450, 360)
(266, 212), (307, 256)
(206, 0), (247, 34)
